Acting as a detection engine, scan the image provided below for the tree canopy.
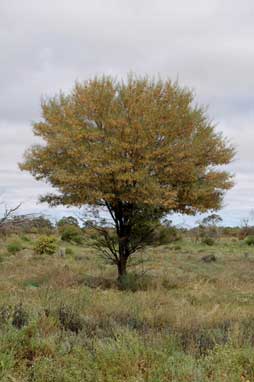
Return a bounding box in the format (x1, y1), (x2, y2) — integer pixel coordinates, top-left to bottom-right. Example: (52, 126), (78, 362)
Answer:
(20, 75), (234, 279)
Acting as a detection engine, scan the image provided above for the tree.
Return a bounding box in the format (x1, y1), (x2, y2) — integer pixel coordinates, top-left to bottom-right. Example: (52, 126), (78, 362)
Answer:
(10, 214), (53, 234)
(201, 214), (222, 227)
(0, 202), (22, 235)
(0, 202), (22, 227)
(196, 213), (223, 242)
(20, 75), (234, 280)
(57, 216), (79, 228)
(239, 212), (254, 239)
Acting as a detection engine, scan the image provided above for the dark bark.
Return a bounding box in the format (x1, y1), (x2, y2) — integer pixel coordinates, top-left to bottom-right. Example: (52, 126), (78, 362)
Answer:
(104, 200), (162, 281)
(117, 221), (130, 281)
(117, 254), (128, 281)
(107, 200), (131, 281)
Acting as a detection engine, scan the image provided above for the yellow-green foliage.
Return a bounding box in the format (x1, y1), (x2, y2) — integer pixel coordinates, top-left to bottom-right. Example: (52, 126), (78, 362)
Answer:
(34, 235), (58, 255)
(20, 75), (234, 211)
(60, 225), (83, 244)
(245, 235), (254, 246)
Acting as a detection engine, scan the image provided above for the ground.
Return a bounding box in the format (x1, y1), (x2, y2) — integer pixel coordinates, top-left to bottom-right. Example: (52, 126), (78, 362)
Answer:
(0, 234), (254, 381)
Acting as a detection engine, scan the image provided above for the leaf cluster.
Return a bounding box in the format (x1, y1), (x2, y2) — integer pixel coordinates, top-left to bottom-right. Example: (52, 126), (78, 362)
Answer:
(20, 75), (234, 214)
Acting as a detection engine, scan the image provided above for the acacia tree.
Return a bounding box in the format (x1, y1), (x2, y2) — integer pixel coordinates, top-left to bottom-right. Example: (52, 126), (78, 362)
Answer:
(20, 75), (234, 280)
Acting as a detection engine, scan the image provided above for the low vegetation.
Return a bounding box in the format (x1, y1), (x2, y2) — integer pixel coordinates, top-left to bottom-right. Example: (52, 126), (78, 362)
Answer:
(34, 235), (58, 255)
(0, 228), (254, 381)
(245, 235), (254, 246)
(6, 239), (23, 254)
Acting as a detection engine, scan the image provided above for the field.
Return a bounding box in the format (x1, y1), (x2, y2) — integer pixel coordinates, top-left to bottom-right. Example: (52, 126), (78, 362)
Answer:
(1, 234), (254, 381)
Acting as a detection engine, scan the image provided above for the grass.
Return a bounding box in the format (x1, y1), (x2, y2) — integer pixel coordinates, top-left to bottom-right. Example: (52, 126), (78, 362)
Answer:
(0, 235), (254, 380)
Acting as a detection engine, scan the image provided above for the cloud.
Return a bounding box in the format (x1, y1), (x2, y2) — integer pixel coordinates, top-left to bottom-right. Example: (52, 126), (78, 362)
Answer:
(1, 0), (254, 225)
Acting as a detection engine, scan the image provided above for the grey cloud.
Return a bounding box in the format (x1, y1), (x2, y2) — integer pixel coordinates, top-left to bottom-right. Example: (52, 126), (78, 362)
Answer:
(1, 0), (254, 225)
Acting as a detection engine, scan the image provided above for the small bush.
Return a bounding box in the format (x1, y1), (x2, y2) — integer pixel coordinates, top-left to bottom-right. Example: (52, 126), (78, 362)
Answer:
(202, 254), (217, 263)
(0, 303), (29, 328)
(172, 245), (182, 251)
(118, 273), (150, 292)
(12, 303), (29, 329)
(34, 236), (58, 255)
(162, 277), (179, 290)
(58, 304), (83, 334)
(57, 216), (79, 228)
(0, 304), (12, 326)
(152, 225), (181, 245)
(65, 247), (74, 255)
(245, 236), (254, 246)
(23, 279), (41, 288)
(6, 240), (23, 254)
(60, 225), (83, 244)
(202, 237), (215, 246)
(83, 275), (116, 289)
(21, 234), (30, 242)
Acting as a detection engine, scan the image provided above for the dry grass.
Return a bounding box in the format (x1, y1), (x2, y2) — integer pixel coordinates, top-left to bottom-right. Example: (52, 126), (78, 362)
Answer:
(0, 235), (254, 380)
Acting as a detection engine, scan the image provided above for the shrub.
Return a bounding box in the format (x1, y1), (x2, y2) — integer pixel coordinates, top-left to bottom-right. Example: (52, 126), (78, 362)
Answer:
(58, 304), (83, 333)
(152, 225), (181, 245)
(60, 225), (83, 244)
(6, 240), (23, 254)
(57, 216), (79, 228)
(0, 303), (29, 329)
(202, 237), (215, 246)
(172, 245), (182, 251)
(34, 236), (58, 255)
(202, 254), (217, 263)
(12, 303), (29, 329)
(20, 234), (30, 242)
(0, 304), (12, 326)
(118, 273), (151, 292)
(245, 236), (254, 246)
(65, 247), (74, 255)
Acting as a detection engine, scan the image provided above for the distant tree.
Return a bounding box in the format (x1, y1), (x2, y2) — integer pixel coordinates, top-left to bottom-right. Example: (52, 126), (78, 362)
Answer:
(30, 215), (53, 233)
(20, 75), (234, 281)
(57, 216), (79, 228)
(201, 214), (223, 227)
(197, 213), (223, 241)
(0, 202), (21, 228)
(239, 213), (254, 240)
(0, 202), (22, 235)
(56, 216), (82, 243)
(6, 214), (53, 234)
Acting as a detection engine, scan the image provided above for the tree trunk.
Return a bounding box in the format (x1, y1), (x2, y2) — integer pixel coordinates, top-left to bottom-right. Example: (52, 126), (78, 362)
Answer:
(107, 200), (131, 282)
(117, 254), (128, 282)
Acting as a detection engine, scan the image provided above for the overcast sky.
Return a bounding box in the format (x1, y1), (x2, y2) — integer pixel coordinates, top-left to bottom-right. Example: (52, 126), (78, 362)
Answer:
(1, 0), (254, 226)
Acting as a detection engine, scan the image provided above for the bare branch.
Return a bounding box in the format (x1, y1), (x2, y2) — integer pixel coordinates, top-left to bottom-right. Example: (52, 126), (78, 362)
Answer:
(0, 202), (22, 227)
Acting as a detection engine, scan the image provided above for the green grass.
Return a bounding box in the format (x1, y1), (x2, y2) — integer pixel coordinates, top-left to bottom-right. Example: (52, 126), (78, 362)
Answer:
(0, 235), (254, 380)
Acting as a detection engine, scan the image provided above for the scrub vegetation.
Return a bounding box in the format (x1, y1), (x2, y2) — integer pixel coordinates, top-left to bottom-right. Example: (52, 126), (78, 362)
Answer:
(0, 220), (254, 381)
